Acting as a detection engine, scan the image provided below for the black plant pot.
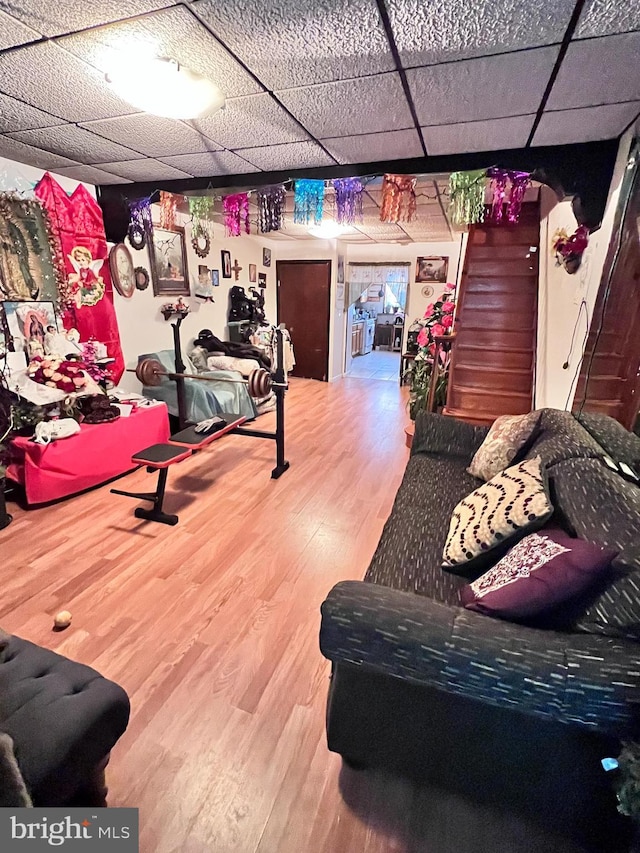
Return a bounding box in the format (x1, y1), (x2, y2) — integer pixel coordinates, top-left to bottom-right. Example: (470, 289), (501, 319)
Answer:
(0, 479), (12, 530)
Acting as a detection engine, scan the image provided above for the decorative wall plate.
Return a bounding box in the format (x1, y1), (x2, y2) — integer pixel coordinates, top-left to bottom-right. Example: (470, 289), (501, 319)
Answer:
(421, 284), (434, 298)
(109, 243), (135, 298)
(134, 266), (150, 290)
(127, 221), (146, 250)
(192, 231), (210, 259)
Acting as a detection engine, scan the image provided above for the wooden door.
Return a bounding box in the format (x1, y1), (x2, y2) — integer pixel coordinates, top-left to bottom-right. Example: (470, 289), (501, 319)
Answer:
(444, 202), (540, 424)
(277, 260), (331, 381)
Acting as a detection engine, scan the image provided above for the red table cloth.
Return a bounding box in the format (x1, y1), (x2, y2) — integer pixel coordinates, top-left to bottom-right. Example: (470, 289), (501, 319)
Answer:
(7, 404), (169, 505)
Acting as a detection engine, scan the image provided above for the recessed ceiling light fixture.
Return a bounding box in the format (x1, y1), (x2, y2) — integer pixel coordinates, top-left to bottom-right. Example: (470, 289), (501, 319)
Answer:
(308, 222), (350, 239)
(106, 55), (225, 120)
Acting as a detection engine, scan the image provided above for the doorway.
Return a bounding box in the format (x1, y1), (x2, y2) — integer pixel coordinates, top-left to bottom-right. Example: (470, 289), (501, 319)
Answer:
(345, 262), (409, 381)
(276, 260), (331, 381)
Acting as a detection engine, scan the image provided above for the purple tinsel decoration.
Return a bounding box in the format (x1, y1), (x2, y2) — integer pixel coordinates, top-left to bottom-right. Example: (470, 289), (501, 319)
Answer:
(257, 185), (286, 233)
(486, 169), (531, 224)
(223, 192), (250, 237)
(128, 196), (153, 235)
(333, 178), (363, 225)
(293, 179), (324, 225)
(507, 171), (531, 223)
(486, 167), (509, 223)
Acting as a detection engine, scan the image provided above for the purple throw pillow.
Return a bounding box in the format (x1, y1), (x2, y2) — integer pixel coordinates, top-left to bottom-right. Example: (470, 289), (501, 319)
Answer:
(459, 529), (616, 621)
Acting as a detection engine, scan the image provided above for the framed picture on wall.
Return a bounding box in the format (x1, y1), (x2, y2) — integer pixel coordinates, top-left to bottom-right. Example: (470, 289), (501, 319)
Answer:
(221, 250), (232, 278)
(211, 269), (220, 287)
(263, 247), (271, 267)
(2, 300), (59, 362)
(258, 272), (266, 289)
(148, 226), (189, 296)
(337, 255), (345, 284)
(416, 256), (448, 283)
(249, 263), (257, 283)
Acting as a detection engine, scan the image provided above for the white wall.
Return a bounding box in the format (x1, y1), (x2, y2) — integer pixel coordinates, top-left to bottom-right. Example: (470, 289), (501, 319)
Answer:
(115, 208), (278, 392)
(536, 128), (634, 409)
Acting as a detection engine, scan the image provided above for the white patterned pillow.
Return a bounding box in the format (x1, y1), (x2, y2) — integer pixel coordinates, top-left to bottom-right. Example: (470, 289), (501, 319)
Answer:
(442, 456), (553, 577)
(467, 411), (541, 481)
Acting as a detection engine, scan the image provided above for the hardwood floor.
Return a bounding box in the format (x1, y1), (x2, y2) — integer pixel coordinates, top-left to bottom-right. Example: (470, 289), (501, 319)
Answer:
(0, 376), (410, 852)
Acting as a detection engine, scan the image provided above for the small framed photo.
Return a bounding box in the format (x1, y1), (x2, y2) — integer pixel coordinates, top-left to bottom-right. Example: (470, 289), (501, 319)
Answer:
(416, 256), (448, 283)
(249, 263), (257, 283)
(211, 269), (220, 287)
(2, 300), (59, 363)
(221, 250), (232, 279)
(337, 255), (345, 284)
(263, 247), (271, 267)
(258, 272), (266, 289)
(149, 225), (189, 296)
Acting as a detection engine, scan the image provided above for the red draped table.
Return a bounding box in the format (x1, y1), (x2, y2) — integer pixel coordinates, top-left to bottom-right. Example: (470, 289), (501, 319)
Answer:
(7, 404), (170, 505)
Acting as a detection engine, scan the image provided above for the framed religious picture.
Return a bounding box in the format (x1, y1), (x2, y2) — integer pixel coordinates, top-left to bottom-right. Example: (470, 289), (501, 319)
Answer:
(258, 272), (266, 289)
(211, 269), (220, 287)
(249, 263), (257, 283)
(221, 249), (232, 278)
(0, 196), (60, 303)
(149, 226), (189, 296)
(2, 300), (59, 362)
(109, 243), (135, 298)
(262, 247), (271, 267)
(416, 256), (448, 283)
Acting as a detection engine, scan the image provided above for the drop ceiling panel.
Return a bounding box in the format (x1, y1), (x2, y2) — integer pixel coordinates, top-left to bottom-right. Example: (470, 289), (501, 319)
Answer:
(355, 222), (406, 238)
(277, 73), (414, 138)
(0, 93), (62, 133)
(575, 0), (640, 39)
(7, 125), (145, 164)
(321, 129), (424, 164)
(80, 114), (223, 157)
(533, 102), (640, 146)
(0, 135), (78, 170)
(0, 42), (138, 122)
(386, 0), (574, 67)
(234, 141), (335, 170)
(54, 164), (133, 184)
(190, 94), (310, 149)
(0, 8), (39, 49)
(192, 0), (394, 90)
(546, 33), (640, 110)
(407, 47), (559, 125)
(422, 114), (535, 155)
(96, 159), (192, 181)
(158, 151), (259, 176)
(59, 7), (261, 99)
(0, 0), (175, 38)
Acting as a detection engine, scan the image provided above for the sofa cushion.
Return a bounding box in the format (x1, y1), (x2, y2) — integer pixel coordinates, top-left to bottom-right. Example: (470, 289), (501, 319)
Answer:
(412, 411), (489, 459)
(523, 409), (605, 468)
(460, 529), (616, 621)
(467, 411), (541, 481)
(577, 411), (640, 469)
(548, 457), (640, 638)
(442, 457), (554, 577)
(0, 732), (31, 806)
(0, 636), (130, 805)
(365, 454), (478, 604)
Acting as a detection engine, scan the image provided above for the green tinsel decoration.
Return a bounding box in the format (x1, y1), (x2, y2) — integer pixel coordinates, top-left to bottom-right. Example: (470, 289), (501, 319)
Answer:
(449, 169), (487, 227)
(188, 196), (214, 237)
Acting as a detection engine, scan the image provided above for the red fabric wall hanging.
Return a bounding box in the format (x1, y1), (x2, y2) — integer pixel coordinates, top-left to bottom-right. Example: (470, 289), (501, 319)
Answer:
(35, 173), (125, 382)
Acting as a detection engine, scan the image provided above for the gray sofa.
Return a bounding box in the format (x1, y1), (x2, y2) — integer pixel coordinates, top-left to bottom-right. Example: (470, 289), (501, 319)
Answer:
(320, 409), (640, 849)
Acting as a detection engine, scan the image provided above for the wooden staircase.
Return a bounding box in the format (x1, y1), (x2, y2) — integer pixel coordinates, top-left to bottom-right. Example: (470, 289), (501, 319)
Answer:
(444, 202), (539, 425)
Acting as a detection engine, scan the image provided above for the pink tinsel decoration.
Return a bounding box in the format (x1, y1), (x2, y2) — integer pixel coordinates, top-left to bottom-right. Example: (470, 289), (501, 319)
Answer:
(223, 192), (250, 237)
(507, 171), (531, 223)
(486, 169), (531, 224)
(487, 168), (509, 223)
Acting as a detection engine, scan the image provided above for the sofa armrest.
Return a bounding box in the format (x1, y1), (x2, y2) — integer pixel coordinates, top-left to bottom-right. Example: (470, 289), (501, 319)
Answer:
(412, 411), (489, 459)
(320, 580), (640, 736)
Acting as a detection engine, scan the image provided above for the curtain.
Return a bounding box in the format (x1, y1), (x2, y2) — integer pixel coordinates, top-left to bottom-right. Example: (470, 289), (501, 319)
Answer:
(347, 263), (409, 309)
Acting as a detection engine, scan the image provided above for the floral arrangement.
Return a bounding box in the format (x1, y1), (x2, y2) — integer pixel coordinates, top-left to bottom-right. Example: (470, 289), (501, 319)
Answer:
(407, 283), (457, 419)
(161, 298), (190, 321)
(552, 225), (589, 274)
(27, 356), (88, 393)
(80, 339), (110, 384)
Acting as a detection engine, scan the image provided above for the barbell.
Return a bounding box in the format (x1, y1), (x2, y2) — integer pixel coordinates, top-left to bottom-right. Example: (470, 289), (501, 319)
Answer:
(129, 358), (285, 399)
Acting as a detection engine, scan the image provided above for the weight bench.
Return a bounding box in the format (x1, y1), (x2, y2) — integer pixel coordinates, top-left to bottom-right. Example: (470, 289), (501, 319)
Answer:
(111, 414), (246, 526)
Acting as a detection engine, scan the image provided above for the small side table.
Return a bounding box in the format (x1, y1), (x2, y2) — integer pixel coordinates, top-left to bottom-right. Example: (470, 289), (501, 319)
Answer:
(400, 352), (416, 385)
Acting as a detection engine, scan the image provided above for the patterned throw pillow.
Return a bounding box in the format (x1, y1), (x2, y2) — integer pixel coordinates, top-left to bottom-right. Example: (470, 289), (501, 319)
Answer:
(467, 411), (541, 481)
(459, 529), (616, 621)
(442, 457), (553, 577)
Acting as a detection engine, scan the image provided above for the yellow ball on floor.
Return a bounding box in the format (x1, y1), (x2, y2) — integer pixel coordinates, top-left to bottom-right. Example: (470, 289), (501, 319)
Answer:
(53, 610), (72, 629)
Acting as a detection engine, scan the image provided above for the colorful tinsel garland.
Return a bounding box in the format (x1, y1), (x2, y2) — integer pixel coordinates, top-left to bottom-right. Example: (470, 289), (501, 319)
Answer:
(293, 179), (324, 226)
(257, 185), (286, 233)
(159, 191), (178, 230)
(128, 196), (153, 248)
(379, 174), (417, 223)
(223, 192), (250, 237)
(333, 178), (363, 225)
(449, 170), (486, 227)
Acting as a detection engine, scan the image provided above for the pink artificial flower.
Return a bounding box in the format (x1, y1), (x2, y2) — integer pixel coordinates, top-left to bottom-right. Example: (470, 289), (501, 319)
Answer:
(428, 343), (436, 356)
(417, 327), (429, 347)
(431, 323), (445, 338)
(441, 300), (455, 314)
(445, 282), (456, 291)
(423, 303), (434, 318)
(441, 314), (453, 329)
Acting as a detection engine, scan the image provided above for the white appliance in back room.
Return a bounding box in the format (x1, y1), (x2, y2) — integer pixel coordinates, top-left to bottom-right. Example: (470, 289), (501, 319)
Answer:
(361, 318), (375, 355)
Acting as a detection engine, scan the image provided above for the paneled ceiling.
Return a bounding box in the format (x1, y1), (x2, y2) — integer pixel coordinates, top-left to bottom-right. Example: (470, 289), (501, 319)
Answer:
(0, 0), (637, 189)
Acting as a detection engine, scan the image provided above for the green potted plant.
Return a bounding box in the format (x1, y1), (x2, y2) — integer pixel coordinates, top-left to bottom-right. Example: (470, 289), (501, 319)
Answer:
(405, 283), (457, 420)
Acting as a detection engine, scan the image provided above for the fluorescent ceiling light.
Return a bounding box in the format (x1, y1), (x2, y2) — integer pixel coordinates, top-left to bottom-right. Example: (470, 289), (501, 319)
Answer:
(106, 55), (225, 120)
(308, 222), (349, 239)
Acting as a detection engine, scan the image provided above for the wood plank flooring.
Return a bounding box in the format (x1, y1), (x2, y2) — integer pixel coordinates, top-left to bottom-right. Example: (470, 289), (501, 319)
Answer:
(0, 377), (596, 852)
